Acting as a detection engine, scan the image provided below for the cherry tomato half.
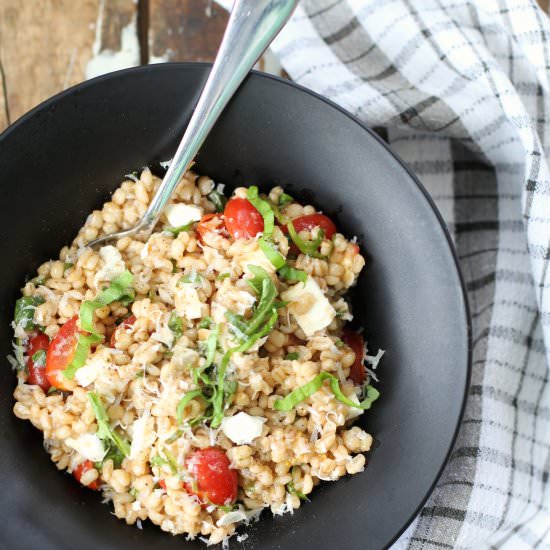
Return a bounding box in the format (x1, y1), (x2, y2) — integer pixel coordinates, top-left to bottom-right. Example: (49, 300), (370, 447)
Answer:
(45, 315), (80, 391)
(223, 198), (264, 240)
(342, 330), (366, 385)
(291, 214), (337, 240)
(196, 213), (227, 244)
(110, 315), (136, 348)
(73, 460), (99, 490)
(26, 332), (51, 391)
(185, 447), (238, 506)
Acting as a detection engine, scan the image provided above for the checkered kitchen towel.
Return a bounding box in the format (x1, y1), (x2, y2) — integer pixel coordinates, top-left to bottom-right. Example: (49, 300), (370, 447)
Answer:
(215, 0), (550, 548)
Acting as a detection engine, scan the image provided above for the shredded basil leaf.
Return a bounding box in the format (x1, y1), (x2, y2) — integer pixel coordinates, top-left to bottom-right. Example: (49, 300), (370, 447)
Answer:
(246, 277), (277, 336)
(286, 222), (326, 259)
(247, 186), (274, 237)
(279, 192), (294, 207)
(30, 275), (46, 286)
(168, 311), (184, 340)
(216, 272), (230, 281)
(176, 390), (205, 425)
(208, 190), (227, 213)
(285, 352), (299, 361)
(14, 295), (45, 331)
(258, 238), (286, 269)
(273, 372), (380, 412)
(62, 333), (103, 380)
(179, 271), (203, 285)
(104, 442), (125, 468)
(236, 308), (278, 354)
(198, 316), (213, 329)
(31, 349), (46, 367)
(225, 311), (249, 341)
(80, 270), (134, 333)
(287, 466), (308, 500)
(165, 222), (194, 236)
(278, 264), (307, 283)
(246, 264), (271, 295)
(88, 392), (130, 458)
(165, 430), (182, 444)
(202, 324), (219, 367)
(63, 262), (74, 271)
(163, 448), (179, 474)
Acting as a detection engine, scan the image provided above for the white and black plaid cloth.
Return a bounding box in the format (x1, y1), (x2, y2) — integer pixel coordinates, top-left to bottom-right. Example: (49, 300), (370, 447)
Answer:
(216, 0), (550, 547)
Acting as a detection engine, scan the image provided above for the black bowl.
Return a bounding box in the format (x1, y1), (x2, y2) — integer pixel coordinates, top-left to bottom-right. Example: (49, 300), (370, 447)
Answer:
(0, 63), (470, 550)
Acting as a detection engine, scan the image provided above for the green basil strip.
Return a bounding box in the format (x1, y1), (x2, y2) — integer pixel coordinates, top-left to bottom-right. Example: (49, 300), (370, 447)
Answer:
(273, 372), (380, 412)
(168, 311), (183, 339)
(287, 466), (308, 500)
(258, 238), (286, 269)
(165, 222), (194, 236)
(208, 190), (227, 213)
(80, 270), (134, 333)
(285, 352), (299, 361)
(278, 264), (307, 283)
(88, 392), (130, 457)
(247, 186), (274, 237)
(198, 316), (213, 329)
(162, 448), (179, 474)
(236, 308), (278, 353)
(286, 222), (326, 259)
(62, 333), (103, 380)
(246, 277), (277, 335)
(14, 295), (45, 331)
(225, 311), (248, 341)
(176, 390), (205, 425)
(270, 201), (289, 225)
(279, 192), (294, 207)
(211, 352), (233, 429)
(246, 264), (271, 295)
(216, 272), (230, 280)
(204, 324), (220, 370)
(179, 271), (203, 285)
(31, 349), (46, 367)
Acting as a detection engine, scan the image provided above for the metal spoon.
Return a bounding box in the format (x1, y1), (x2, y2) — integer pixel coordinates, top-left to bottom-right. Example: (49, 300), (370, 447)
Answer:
(88, 0), (298, 249)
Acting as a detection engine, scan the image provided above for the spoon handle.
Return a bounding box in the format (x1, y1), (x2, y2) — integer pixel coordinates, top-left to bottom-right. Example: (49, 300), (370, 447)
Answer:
(142, 0), (298, 231)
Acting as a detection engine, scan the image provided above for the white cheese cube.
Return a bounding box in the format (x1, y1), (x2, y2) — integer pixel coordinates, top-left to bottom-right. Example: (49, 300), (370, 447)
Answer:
(165, 203), (203, 228)
(66, 433), (106, 462)
(281, 277), (336, 336)
(175, 285), (203, 320)
(221, 412), (266, 445)
(94, 245), (126, 287)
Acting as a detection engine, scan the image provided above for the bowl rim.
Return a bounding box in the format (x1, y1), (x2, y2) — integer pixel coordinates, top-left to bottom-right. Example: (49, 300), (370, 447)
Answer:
(0, 61), (472, 549)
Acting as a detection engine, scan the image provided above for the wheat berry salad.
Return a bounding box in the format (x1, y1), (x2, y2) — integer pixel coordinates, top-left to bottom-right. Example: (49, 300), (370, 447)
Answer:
(10, 167), (383, 545)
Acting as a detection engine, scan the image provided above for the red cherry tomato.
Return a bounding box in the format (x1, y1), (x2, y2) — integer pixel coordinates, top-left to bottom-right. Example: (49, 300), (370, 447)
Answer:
(73, 460), (99, 490)
(185, 447), (238, 506)
(45, 315), (80, 391)
(342, 330), (366, 385)
(110, 315), (136, 347)
(223, 198), (264, 239)
(196, 213), (227, 244)
(291, 214), (337, 240)
(26, 332), (51, 391)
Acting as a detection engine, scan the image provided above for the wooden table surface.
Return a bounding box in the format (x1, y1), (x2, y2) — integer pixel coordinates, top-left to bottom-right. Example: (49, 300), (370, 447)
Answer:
(0, 0), (548, 133)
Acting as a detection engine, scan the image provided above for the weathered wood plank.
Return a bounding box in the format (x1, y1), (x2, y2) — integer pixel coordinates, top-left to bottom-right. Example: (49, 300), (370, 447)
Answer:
(149, 0), (229, 63)
(0, 0), (138, 131)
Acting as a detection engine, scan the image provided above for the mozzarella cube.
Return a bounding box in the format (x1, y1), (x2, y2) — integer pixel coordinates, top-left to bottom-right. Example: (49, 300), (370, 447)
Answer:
(281, 277), (336, 336)
(66, 433), (106, 462)
(175, 285), (203, 320)
(221, 412), (266, 445)
(165, 203), (203, 228)
(94, 245), (126, 287)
